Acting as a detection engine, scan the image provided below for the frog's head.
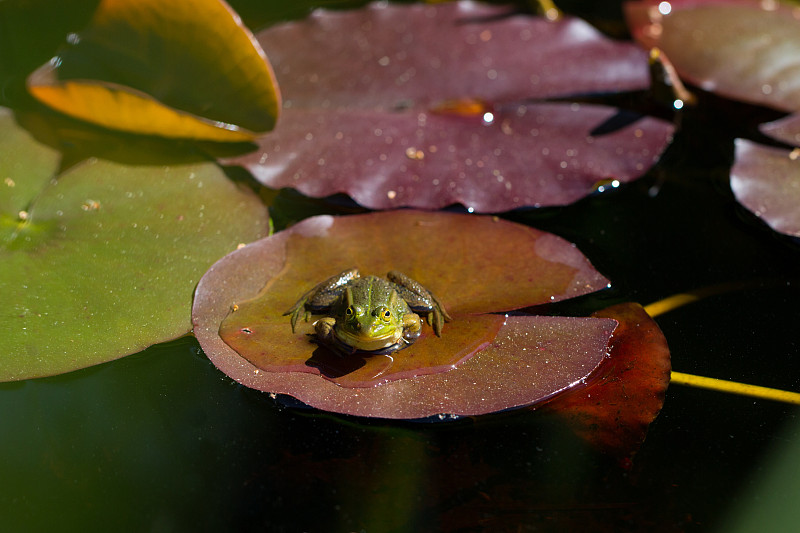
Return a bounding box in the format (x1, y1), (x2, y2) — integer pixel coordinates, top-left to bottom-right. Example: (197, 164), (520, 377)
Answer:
(334, 287), (405, 351)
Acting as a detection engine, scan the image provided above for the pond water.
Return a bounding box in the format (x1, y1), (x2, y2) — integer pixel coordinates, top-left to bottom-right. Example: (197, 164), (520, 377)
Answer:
(2, 1), (799, 531)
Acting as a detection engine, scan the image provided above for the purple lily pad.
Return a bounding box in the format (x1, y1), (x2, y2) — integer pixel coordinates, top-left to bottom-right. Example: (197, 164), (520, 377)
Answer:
(223, 1), (674, 212)
(731, 138), (800, 237)
(760, 113), (800, 147)
(192, 210), (619, 417)
(626, 0), (800, 112)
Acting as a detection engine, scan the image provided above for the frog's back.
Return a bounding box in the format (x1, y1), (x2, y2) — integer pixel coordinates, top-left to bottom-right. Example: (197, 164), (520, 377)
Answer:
(359, 275), (392, 306)
(353, 275), (409, 313)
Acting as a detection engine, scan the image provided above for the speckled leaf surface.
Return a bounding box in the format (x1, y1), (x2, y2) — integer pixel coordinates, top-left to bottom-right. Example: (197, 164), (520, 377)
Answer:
(0, 109), (61, 219)
(192, 210), (620, 417)
(626, 0), (800, 112)
(0, 108), (269, 381)
(224, 1), (674, 212)
(27, 0), (280, 141)
(730, 138), (800, 237)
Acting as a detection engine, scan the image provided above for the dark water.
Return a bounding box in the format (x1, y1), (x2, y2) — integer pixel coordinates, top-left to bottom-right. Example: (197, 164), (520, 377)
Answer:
(2, 1), (800, 531)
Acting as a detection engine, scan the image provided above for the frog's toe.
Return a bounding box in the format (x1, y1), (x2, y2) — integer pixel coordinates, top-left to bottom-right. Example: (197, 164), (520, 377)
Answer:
(403, 328), (421, 343)
(428, 308), (448, 337)
(286, 307), (301, 333)
(283, 299), (304, 331)
(432, 295), (452, 323)
(313, 317), (336, 342)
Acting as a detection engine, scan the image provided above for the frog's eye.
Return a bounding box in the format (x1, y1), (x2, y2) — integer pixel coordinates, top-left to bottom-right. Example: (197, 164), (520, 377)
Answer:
(345, 305), (356, 317)
(376, 306), (392, 322)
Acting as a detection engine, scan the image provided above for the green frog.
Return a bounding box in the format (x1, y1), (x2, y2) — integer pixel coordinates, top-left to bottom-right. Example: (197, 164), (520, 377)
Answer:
(283, 268), (451, 355)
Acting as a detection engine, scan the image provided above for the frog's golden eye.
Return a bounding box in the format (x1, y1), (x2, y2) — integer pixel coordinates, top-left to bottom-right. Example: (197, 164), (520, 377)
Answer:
(375, 306), (391, 322)
(345, 305), (355, 317)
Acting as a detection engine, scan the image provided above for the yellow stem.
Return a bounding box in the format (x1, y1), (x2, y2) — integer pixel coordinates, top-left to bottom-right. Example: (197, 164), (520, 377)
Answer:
(643, 293), (700, 318)
(647, 283), (800, 405)
(643, 281), (757, 318)
(533, 0), (561, 20)
(671, 372), (800, 405)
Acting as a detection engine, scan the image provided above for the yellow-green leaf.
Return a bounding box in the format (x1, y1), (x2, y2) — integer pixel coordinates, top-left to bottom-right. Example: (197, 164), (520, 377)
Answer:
(27, 0), (280, 141)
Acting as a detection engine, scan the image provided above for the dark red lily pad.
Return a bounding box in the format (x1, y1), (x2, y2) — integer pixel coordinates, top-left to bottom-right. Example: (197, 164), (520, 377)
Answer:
(192, 210), (622, 416)
(730, 138), (800, 237)
(223, 1), (674, 212)
(626, 0), (800, 112)
(538, 302), (671, 457)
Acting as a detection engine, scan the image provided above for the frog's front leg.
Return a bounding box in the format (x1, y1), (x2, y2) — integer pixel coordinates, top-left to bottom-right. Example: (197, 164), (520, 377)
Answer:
(283, 268), (360, 332)
(313, 317), (359, 355)
(387, 271), (452, 336)
(313, 317), (337, 345)
(402, 312), (422, 343)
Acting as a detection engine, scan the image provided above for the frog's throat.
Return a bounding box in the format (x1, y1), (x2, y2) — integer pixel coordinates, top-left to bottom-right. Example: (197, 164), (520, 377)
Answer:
(334, 327), (403, 352)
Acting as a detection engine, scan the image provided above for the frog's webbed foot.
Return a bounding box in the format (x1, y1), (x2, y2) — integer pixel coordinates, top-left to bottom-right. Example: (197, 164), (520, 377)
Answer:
(425, 290), (452, 337)
(387, 270), (451, 337)
(283, 299), (310, 333)
(426, 304), (450, 338)
(283, 268), (360, 332)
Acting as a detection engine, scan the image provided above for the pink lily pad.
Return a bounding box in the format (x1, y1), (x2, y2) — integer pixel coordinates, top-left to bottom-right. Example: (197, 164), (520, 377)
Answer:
(730, 138), (800, 237)
(224, 1), (674, 212)
(625, 0), (800, 112)
(192, 210), (618, 417)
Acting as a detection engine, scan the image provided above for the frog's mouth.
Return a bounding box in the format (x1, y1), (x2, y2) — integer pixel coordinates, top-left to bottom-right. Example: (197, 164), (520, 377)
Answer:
(334, 327), (402, 352)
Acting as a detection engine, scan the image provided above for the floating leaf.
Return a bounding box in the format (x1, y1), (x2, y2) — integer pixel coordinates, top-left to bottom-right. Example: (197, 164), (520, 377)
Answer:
(625, 0), (800, 112)
(730, 138), (800, 237)
(192, 210), (622, 417)
(539, 302), (671, 457)
(627, 1), (800, 236)
(27, 0), (280, 141)
(223, 1), (674, 212)
(0, 109), (61, 221)
(0, 108), (269, 381)
(760, 112), (800, 147)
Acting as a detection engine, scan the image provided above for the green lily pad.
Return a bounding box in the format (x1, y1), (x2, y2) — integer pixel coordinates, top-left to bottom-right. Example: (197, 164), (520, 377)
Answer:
(0, 109), (61, 223)
(26, 0), (280, 141)
(192, 210), (619, 415)
(0, 108), (269, 381)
